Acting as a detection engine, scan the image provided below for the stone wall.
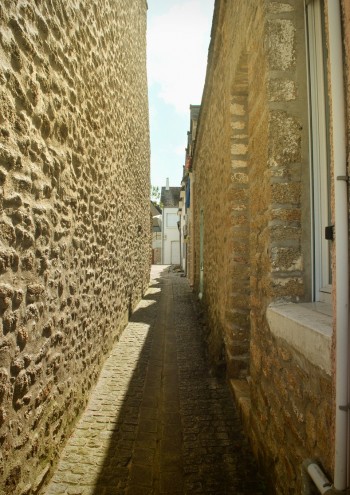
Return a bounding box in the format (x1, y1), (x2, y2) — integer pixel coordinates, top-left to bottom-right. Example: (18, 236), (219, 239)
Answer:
(192, 0), (333, 492)
(152, 247), (161, 265)
(0, 1), (150, 493)
(192, 1), (254, 373)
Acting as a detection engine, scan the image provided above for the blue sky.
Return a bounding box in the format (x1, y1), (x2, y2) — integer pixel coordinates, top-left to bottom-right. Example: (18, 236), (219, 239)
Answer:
(147, 0), (215, 191)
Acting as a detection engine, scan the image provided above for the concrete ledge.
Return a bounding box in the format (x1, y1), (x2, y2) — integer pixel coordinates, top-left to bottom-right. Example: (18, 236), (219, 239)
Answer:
(267, 303), (332, 375)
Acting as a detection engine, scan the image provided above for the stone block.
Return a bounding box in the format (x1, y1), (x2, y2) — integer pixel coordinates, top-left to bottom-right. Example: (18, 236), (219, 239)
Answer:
(271, 182), (301, 206)
(269, 111), (302, 164)
(267, 19), (296, 71)
(269, 79), (297, 102)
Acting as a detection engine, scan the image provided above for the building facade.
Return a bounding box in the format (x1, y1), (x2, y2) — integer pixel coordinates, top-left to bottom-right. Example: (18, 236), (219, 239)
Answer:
(161, 182), (181, 265)
(0, 1), (150, 494)
(151, 201), (162, 264)
(179, 105), (200, 281)
(191, 0), (350, 492)
(178, 188), (186, 272)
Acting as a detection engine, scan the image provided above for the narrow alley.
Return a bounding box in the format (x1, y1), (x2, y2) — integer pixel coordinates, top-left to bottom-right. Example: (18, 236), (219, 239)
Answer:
(44, 266), (266, 495)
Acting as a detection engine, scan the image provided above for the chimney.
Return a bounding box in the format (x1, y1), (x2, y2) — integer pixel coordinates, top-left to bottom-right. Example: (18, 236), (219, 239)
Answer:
(166, 177), (169, 190)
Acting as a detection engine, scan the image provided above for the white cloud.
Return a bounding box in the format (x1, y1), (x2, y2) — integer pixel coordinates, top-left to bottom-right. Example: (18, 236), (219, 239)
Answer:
(175, 144), (186, 157)
(147, 0), (214, 114)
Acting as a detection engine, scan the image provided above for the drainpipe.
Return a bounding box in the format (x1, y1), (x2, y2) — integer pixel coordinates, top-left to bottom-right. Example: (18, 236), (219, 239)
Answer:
(302, 460), (333, 494)
(329, 0), (349, 490)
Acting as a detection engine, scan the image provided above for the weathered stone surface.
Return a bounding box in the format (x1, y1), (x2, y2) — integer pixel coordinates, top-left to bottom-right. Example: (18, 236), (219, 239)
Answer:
(268, 79), (297, 102)
(191, 0), (331, 493)
(0, 1), (150, 493)
(266, 19), (296, 71)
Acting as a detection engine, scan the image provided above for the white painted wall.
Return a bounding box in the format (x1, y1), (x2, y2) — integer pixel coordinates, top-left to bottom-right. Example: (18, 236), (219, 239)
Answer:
(162, 207), (180, 264)
(179, 191), (186, 271)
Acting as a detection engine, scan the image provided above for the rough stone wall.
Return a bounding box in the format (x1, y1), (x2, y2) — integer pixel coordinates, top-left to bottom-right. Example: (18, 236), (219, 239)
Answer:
(0, 1), (150, 494)
(193, 0), (272, 376)
(193, 0), (332, 492)
(193, 1), (259, 372)
(153, 247), (161, 264)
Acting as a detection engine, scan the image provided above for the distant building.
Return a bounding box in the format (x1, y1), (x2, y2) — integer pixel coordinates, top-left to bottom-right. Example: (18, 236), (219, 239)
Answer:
(161, 180), (181, 265)
(151, 201), (162, 264)
(178, 105), (200, 279)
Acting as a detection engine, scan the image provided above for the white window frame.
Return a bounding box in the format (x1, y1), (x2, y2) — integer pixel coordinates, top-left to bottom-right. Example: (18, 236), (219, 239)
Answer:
(305, 0), (332, 303)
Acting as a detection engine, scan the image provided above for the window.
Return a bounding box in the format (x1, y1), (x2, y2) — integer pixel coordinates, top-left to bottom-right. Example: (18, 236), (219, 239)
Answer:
(166, 213), (178, 228)
(305, 0), (332, 302)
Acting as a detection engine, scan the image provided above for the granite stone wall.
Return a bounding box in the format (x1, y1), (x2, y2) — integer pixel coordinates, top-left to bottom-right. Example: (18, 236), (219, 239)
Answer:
(0, 1), (150, 493)
(192, 1), (333, 492)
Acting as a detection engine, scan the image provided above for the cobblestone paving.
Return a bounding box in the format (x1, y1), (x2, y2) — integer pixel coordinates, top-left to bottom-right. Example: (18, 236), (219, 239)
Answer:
(44, 266), (266, 495)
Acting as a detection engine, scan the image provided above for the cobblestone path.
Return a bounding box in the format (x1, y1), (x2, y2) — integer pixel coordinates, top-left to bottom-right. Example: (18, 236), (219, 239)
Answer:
(44, 266), (266, 495)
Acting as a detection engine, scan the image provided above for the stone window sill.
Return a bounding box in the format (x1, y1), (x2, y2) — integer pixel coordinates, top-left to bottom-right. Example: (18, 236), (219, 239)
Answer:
(266, 302), (332, 375)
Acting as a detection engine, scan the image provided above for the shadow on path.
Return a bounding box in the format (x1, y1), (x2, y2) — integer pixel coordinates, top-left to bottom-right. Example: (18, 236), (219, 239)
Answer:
(45, 266), (266, 495)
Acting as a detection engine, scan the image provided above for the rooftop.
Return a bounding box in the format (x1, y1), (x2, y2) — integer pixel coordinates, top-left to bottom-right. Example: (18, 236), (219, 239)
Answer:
(161, 187), (181, 207)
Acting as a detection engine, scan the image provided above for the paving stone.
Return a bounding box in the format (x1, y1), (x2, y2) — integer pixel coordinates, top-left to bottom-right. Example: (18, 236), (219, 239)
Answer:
(160, 469), (184, 493)
(44, 266), (266, 494)
(133, 447), (155, 465)
(129, 464), (153, 487)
